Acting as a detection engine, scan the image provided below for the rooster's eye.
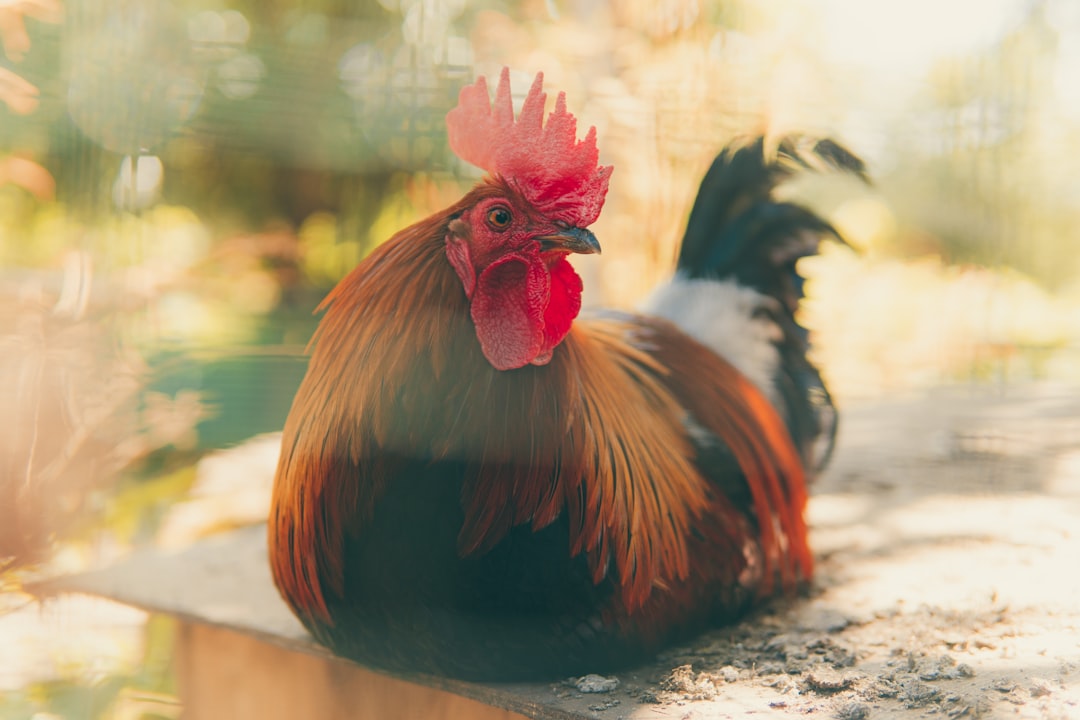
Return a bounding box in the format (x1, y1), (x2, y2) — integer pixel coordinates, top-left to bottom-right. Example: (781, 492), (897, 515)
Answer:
(486, 206), (512, 230)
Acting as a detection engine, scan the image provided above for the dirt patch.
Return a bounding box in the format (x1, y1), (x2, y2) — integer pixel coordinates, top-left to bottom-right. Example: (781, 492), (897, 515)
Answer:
(544, 386), (1080, 719)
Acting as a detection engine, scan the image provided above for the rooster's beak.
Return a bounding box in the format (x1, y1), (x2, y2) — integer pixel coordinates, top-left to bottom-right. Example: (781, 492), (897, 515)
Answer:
(538, 227), (602, 255)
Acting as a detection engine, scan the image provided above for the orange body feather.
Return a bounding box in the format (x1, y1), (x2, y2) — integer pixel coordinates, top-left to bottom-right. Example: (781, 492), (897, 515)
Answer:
(268, 181), (812, 680)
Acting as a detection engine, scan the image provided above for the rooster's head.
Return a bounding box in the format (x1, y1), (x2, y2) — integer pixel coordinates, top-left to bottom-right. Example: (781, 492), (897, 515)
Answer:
(443, 69), (612, 371)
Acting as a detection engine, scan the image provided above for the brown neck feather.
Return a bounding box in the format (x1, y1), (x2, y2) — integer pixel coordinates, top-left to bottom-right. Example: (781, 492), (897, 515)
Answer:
(269, 199), (467, 624)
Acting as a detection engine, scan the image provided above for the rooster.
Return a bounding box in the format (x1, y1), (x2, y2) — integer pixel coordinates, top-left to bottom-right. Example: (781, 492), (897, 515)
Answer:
(269, 68), (865, 681)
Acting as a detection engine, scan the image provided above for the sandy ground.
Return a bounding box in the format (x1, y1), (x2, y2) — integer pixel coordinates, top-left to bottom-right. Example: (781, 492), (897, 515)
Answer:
(556, 384), (1080, 719)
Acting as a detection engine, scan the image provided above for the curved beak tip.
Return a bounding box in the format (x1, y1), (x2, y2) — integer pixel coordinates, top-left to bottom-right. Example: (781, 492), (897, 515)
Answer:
(541, 227), (602, 255)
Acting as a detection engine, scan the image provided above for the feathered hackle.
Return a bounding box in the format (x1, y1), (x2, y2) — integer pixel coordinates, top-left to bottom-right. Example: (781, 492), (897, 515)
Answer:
(446, 67), (612, 228)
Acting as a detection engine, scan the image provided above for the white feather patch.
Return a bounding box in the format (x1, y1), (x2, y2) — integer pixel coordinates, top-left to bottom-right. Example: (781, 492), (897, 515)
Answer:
(640, 276), (781, 403)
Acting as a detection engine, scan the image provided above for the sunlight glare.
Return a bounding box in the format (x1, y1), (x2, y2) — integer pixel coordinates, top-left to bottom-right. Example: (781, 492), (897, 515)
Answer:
(1053, 28), (1080, 120)
(113, 156), (164, 211)
(817, 0), (1024, 76)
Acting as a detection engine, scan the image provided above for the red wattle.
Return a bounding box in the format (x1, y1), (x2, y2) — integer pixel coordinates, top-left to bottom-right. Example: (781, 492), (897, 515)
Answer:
(469, 252), (583, 371)
(471, 253), (547, 371)
(534, 257), (582, 365)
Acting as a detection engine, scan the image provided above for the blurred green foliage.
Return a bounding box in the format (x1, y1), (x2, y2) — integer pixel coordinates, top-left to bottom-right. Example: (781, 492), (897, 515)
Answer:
(0, 615), (178, 720)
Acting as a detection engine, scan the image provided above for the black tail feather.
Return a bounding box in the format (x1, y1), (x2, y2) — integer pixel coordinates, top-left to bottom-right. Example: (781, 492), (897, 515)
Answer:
(677, 135), (867, 475)
(677, 135), (866, 286)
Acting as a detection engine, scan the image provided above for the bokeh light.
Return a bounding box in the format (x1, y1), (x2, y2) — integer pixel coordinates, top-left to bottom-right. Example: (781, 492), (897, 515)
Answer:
(66, 1), (204, 154)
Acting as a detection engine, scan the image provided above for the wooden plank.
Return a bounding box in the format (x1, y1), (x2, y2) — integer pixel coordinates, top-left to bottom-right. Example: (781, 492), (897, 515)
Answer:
(174, 621), (528, 720)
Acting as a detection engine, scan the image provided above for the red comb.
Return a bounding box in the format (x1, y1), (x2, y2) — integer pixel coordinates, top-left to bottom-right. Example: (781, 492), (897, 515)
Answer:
(446, 68), (612, 228)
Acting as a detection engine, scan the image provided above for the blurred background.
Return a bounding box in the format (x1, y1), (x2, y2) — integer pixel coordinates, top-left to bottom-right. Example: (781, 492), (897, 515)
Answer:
(1, 0), (1079, 717)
